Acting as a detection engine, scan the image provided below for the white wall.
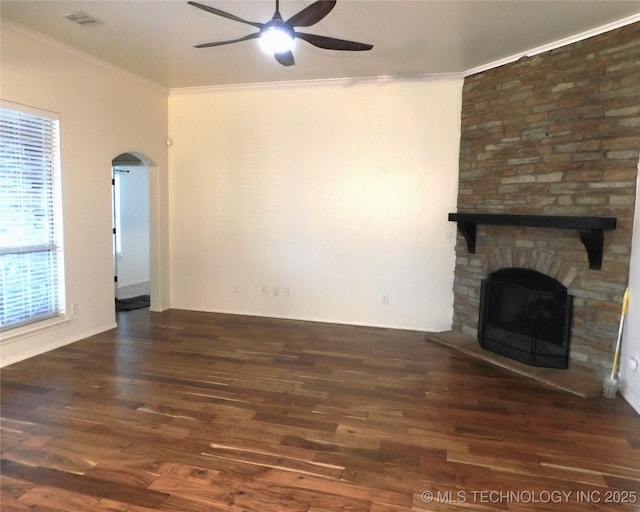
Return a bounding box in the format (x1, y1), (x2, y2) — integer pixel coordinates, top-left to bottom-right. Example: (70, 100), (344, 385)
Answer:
(168, 79), (463, 331)
(0, 22), (169, 365)
(620, 157), (640, 413)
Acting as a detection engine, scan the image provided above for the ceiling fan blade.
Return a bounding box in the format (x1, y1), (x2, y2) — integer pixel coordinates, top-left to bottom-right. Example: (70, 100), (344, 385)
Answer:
(274, 50), (295, 66)
(188, 1), (263, 29)
(285, 0), (336, 28)
(295, 32), (373, 51)
(195, 32), (260, 48)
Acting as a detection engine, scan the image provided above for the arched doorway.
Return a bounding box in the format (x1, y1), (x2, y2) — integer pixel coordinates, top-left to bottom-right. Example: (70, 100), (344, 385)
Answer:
(111, 151), (162, 311)
(112, 152), (151, 311)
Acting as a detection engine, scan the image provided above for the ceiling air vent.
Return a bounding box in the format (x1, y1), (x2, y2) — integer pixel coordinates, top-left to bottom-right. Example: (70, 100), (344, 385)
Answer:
(64, 12), (103, 26)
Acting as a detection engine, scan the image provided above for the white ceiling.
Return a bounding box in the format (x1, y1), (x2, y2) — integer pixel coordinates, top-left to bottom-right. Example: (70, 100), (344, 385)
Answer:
(2, 0), (640, 89)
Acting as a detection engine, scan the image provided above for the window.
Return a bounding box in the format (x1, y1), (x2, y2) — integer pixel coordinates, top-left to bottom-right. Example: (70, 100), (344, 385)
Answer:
(0, 101), (66, 333)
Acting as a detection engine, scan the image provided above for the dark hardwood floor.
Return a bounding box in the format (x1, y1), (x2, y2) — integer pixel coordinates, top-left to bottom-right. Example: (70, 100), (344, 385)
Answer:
(1, 309), (639, 511)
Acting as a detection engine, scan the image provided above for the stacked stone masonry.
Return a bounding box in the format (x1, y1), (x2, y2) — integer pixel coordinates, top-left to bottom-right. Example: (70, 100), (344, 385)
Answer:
(452, 22), (640, 378)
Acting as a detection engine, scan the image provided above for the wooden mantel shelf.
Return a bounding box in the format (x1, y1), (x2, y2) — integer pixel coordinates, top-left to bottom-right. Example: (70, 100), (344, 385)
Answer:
(448, 213), (616, 270)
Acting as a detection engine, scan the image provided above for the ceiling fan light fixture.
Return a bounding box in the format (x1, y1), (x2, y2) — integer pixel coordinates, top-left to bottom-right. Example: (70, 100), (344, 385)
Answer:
(259, 26), (295, 54)
(190, 0), (373, 66)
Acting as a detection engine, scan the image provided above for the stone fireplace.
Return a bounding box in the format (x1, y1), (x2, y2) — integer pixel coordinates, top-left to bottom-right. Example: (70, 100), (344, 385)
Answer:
(450, 22), (640, 379)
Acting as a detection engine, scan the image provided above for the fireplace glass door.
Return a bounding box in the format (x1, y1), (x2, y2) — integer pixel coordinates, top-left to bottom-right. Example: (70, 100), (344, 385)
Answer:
(478, 268), (573, 368)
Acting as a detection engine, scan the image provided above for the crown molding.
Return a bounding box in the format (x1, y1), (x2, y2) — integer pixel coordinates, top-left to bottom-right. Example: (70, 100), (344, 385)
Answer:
(465, 13), (640, 77)
(169, 72), (465, 95)
(1, 19), (169, 94)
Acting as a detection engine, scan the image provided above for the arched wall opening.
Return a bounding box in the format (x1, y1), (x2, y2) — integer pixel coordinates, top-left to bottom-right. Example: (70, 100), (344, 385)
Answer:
(111, 151), (165, 313)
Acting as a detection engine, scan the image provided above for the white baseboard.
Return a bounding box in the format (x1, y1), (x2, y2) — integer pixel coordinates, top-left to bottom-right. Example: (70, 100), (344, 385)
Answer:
(0, 322), (117, 368)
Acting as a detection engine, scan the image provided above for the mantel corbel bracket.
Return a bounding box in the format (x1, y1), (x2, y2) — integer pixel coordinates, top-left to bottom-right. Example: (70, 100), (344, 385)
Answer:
(579, 228), (605, 270)
(457, 222), (477, 254)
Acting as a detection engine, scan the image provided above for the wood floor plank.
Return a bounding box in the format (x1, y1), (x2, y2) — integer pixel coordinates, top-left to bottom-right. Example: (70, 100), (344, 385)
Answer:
(1, 309), (639, 511)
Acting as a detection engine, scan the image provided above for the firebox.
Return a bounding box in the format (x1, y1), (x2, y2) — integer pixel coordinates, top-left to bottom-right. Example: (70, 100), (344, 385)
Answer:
(478, 268), (573, 368)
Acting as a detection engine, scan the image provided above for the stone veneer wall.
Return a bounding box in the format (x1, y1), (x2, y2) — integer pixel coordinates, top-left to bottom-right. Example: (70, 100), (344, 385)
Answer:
(452, 22), (640, 378)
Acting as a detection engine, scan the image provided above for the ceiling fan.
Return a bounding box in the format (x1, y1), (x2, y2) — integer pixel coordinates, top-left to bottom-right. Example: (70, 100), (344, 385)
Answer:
(188, 0), (373, 66)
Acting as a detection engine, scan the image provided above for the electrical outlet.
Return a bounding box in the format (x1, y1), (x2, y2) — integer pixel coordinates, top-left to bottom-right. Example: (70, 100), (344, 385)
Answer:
(273, 286), (279, 296)
(382, 295), (389, 305)
(283, 287), (290, 297)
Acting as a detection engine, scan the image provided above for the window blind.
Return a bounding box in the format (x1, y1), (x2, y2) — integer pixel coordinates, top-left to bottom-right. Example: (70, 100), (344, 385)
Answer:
(0, 103), (65, 332)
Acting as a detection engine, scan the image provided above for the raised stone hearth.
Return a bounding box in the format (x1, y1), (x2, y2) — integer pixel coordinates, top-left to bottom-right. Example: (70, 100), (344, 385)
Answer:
(426, 331), (602, 398)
